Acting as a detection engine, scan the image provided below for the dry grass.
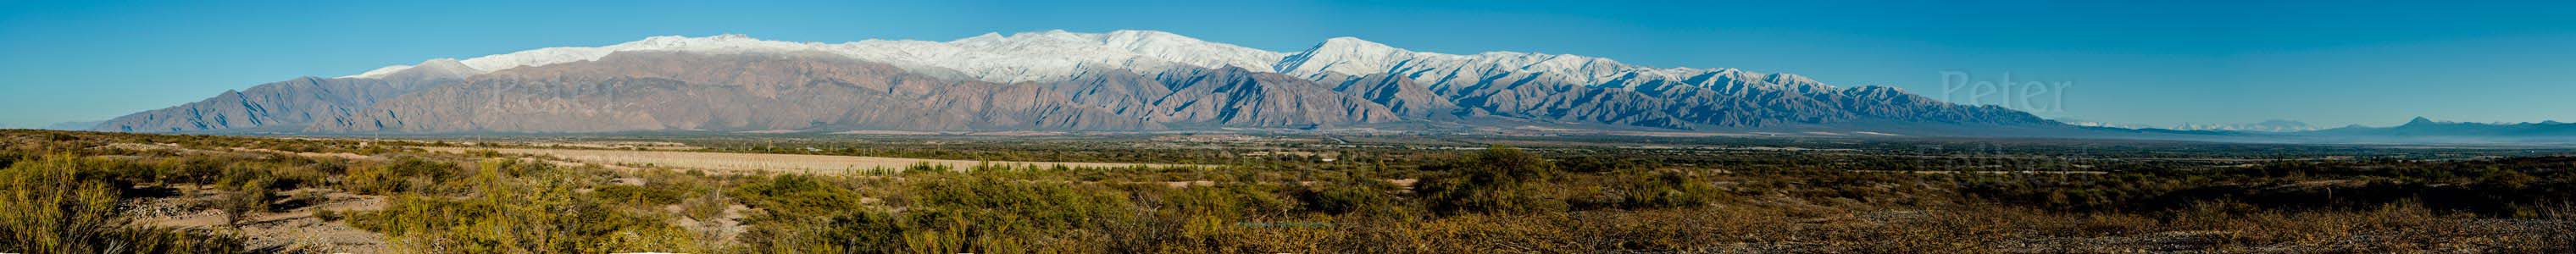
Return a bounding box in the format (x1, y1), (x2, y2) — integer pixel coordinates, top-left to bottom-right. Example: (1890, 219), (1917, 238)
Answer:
(419, 146), (1200, 174)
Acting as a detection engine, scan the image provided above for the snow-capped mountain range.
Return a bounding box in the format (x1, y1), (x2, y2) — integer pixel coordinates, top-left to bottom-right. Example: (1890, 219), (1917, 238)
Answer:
(88, 30), (2562, 144)
(92, 30), (2059, 135)
(345, 30), (1813, 92)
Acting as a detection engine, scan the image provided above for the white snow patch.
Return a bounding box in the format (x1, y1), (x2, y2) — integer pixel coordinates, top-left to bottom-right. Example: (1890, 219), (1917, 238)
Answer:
(341, 30), (1835, 94)
(342, 64), (414, 79)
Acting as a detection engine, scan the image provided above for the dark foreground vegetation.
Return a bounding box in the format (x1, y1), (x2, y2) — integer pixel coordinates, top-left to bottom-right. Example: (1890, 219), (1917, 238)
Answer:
(2, 130), (2573, 253)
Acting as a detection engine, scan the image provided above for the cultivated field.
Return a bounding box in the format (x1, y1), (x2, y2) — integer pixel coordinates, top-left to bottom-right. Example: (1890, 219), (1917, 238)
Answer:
(419, 146), (1195, 173)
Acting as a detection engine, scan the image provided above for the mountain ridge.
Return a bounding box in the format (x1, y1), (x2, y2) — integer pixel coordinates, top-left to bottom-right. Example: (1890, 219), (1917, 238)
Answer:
(342, 30), (1828, 91)
(2310, 117), (2576, 136)
(97, 30), (2068, 135)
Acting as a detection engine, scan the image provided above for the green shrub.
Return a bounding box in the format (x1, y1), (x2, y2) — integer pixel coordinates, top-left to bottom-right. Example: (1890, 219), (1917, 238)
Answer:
(728, 174), (869, 217)
(1418, 146), (1568, 214)
(1, 155), (248, 253)
(1555, 155), (1656, 173)
(345, 157), (462, 195)
(595, 184), (686, 207)
(1298, 179), (1405, 217)
(1599, 169), (1725, 209)
(905, 175), (1137, 230)
(741, 174), (1140, 253)
(348, 163), (700, 253)
(1160, 183), (1296, 220)
(215, 177), (275, 228)
(678, 190), (733, 221)
(739, 211), (906, 253)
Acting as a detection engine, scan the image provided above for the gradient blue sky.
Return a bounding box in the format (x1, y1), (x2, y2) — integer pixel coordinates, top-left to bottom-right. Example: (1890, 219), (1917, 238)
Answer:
(3, 0), (2573, 129)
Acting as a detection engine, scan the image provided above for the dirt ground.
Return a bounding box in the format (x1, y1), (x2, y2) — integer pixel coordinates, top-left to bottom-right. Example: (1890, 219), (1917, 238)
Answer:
(127, 188), (392, 253)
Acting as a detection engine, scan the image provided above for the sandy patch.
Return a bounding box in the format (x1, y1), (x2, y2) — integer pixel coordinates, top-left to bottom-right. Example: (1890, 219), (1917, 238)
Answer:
(131, 189), (391, 253)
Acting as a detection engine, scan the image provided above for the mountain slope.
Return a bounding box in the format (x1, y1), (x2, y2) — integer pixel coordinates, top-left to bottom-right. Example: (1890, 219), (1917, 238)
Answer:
(312, 51), (1399, 133)
(112, 30), (2068, 135)
(92, 59), (469, 133)
(94, 77), (403, 132)
(342, 30), (1828, 92)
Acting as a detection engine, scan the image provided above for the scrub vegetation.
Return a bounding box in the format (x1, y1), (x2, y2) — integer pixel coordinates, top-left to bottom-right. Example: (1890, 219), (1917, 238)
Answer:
(2, 130), (2572, 253)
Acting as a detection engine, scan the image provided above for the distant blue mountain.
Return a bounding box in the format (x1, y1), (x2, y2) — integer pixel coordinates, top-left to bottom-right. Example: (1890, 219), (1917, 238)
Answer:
(2310, 117), (2576, 136)
(38, 120), (103, 130)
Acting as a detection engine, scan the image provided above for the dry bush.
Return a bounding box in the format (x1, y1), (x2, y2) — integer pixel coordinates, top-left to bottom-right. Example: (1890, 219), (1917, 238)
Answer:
(0, 155), (247, 253)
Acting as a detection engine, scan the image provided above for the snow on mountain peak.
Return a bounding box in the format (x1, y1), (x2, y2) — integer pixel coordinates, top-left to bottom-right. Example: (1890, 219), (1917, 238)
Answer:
(1275, 36), (1763, 91)
(344, 58), (482, 79)
(1096, 30), (1284, 71)
(409, 58), (484, 73)
(341, 30), (1829, 92)
(859, 30), (1286, 83)
(1277, 36), (1414, 79)
(336, 31), (1291, 84)
(342, 64), (414, 79)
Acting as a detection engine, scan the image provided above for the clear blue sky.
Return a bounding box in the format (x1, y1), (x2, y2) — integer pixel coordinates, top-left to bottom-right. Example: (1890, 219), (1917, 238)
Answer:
(4, 0), (2573, 129)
